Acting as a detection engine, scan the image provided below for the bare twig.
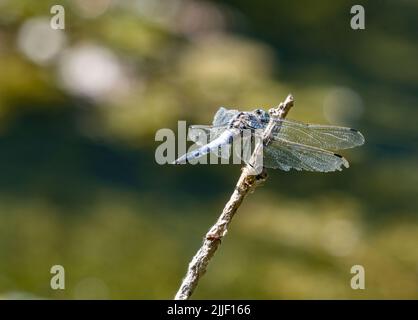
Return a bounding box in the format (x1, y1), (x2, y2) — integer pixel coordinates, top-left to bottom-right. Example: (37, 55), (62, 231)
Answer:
(174, 94), (294, 300)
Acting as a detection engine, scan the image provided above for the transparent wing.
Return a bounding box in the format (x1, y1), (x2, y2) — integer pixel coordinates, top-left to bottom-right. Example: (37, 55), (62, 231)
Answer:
(188, 107), (239, 145)
(231, 131), (259, 165)
(212, 107), (240, 126)
(188, 125), (228, 146)
(272, 119), (365, 150)
(263, 138), (349, 172)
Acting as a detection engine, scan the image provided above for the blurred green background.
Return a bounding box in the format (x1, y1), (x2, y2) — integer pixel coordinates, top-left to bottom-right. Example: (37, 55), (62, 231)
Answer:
(0, 0), (417, 299)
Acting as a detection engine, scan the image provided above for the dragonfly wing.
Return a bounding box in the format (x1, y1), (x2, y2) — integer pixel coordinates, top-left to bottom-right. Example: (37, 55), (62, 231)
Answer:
(188, 125), (213, 147)
(212, 107), (240, 126)
(231, 132), (259, 165)
(273, 119), (365, 150)
(264, 138), (349, 172)
(188, 125), (227, 146)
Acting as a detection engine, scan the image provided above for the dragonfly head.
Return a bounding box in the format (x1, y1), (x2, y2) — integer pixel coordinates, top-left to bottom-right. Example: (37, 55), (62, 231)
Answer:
(253, 108), (270, 123)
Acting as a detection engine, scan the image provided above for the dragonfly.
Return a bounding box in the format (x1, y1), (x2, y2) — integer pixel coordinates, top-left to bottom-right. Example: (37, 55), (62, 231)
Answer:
(173, 106), (365, 172)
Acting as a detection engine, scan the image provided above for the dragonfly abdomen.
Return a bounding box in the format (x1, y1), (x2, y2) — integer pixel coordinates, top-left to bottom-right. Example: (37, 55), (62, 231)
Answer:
(173, 130), (234, 164)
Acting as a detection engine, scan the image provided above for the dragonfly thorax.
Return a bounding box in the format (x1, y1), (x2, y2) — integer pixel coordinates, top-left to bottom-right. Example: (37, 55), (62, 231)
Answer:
(253, 109), (270, 123)
(229, 109), (270, 130)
